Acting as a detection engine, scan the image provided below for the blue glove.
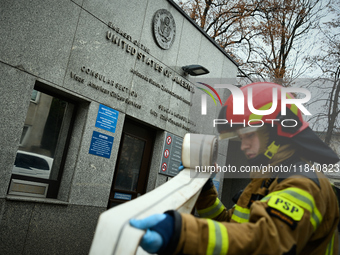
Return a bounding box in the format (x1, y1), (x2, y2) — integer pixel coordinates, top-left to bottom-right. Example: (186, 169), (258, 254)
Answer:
(178, 161), (184, 171)
(130, 214), (174, 254)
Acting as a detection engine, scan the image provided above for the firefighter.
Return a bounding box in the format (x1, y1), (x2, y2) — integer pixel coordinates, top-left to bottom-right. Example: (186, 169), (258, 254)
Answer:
(130, 82), (340, 254)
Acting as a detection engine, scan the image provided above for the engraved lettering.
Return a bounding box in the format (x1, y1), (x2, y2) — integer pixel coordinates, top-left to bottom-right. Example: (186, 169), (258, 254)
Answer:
(70, 71), (84, 83)
(150, 109), (158, 117)
(121, 40), (126, 49)
(130, 68), (191, 106)
(108, 22), (150, 53)
(131, 47), (137, 55)
(106, 31), (113, 40)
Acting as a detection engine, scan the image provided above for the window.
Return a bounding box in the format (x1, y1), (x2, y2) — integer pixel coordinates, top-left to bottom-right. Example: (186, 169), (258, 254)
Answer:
(107, 119), (155, 208)
(114, 134), (145, 192)
(19, 125), (30, 146)
(8, 85), (76, 198)
(30, 89), (40, 103)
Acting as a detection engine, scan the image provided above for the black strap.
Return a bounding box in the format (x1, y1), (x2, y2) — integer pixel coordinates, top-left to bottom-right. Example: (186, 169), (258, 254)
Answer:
(232, 189), (243, 204)
(331, 186), (340, 232)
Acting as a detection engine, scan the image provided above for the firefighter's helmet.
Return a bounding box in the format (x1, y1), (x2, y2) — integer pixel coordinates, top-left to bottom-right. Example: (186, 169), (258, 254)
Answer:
(217, 82), (309, 138)
(217, 82), (339, 164)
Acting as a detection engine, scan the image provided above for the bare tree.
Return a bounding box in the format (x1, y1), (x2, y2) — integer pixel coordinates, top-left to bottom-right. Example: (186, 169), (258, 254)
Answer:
(175, 0), (328, 85)
(306, 0), (340, 145)
(325, 69), (340, 144)
(176, 0), (259, 51)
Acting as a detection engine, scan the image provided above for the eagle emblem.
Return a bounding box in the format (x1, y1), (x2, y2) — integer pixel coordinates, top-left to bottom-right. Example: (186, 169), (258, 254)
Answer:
(152, 9), (176, 50)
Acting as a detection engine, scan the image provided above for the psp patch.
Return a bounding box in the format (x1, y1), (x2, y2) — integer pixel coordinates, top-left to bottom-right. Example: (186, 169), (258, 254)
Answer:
(267, 195), (304, 230)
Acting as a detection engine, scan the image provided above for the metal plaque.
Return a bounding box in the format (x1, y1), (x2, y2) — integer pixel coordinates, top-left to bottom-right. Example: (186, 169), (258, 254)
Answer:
(159, 132), (183, 177)
(152, 9), (176, 50)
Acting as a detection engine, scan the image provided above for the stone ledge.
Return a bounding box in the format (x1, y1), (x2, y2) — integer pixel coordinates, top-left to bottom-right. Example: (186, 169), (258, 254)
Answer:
(5, 195), (69, 206)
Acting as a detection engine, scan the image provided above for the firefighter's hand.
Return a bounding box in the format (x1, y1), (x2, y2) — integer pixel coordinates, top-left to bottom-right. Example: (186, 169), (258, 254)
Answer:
(178, 161), (184, 171)
(130, 214), (174, 254)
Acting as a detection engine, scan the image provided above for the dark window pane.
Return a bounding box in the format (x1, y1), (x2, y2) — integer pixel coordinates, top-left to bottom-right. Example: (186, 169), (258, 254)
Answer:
(115, 134), (145, 192)
(12, 90), (70, 180)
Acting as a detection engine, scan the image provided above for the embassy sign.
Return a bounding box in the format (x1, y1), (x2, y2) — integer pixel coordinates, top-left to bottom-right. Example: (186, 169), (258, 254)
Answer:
(197, 83), (312, 129)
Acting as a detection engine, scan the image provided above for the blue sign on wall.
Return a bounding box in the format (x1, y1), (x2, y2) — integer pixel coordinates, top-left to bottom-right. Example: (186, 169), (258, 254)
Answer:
(95, 104), (119, 133)
(89, 131), (114, 158)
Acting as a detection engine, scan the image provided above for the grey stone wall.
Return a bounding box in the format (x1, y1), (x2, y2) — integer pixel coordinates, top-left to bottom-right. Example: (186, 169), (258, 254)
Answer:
(0, 198), (104, 255)
(0, 0), (238, 253)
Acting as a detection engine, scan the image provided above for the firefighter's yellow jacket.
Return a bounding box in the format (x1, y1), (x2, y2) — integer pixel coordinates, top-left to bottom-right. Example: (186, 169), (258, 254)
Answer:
(167, 169), (339, 255)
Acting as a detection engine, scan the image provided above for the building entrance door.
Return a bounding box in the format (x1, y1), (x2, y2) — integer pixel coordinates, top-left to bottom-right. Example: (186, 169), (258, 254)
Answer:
(107, 118), (155, 209)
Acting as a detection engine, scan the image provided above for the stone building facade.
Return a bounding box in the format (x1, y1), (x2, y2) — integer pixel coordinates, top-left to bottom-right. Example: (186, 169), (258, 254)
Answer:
(0, 0), (243, 254)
